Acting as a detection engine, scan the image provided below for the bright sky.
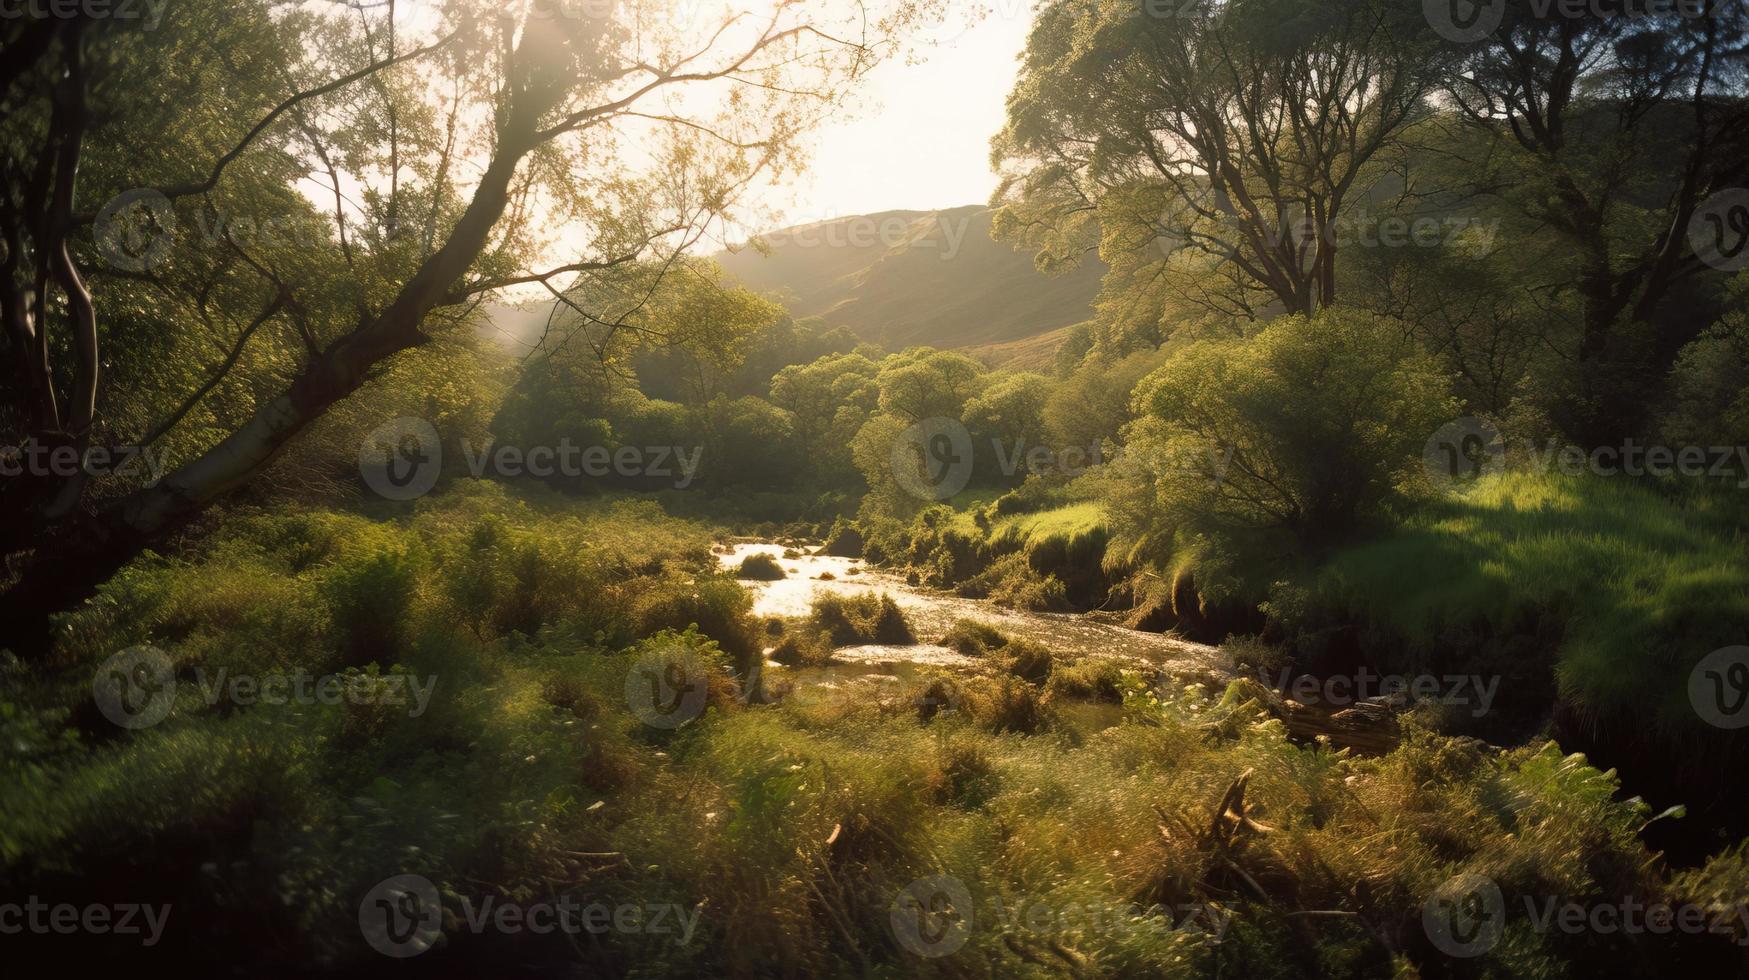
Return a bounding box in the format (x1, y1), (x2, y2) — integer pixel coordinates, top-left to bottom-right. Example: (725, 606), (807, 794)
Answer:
(749, 0), (1038, 230)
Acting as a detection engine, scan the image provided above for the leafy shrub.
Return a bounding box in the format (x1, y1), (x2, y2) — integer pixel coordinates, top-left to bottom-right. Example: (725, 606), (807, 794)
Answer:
(1048, 658), (1125, 703)
(319, 546), (423, 664)
(335, 664), (422, 744)
(940, 618), (1008, 656)
(434, 514), (626, 640)
(1661, 285), (1749, 449)
(960, 675), (1052, 734)
(632, 577), (761, 672)
(1110, 308), (1456, 581)
(818, 520), (864, 558)
(1000, 638), (1055, 684)
(769, 630), (834, 667)
(628, 628), (740, 719)
(806, 593), (915, 646)
(958, 552), (1069, 610)
(735, 553), (787, 580)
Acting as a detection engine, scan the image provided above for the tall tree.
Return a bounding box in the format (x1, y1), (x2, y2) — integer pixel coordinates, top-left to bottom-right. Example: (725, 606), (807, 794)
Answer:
(1440, 0), (1749, 442)
(992, 0), (1439, 321)
(0, 0), (933, 647)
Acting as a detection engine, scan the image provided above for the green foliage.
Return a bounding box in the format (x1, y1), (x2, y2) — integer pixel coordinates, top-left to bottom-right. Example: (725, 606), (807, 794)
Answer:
(1044, 349), (1170, 451)
(994, 0), (1440, 325)
(1108, 308), (1457, 589)
(964, 371), (1053, 486)
(959, 552), (1070, 611)
(696, 395), (806, 489)
(734, 552), (787, 581)
(1047, 658), (1125, 704)
(631, 576), (762, 674)
(936, 620), (1056, 683)
(960, 674), (1054, 734)
(940, 618), (1008, 657)
(806, 593), (916, 647)
(1291, 471), (1749, 742)
(1661, 276), (1749, 449)
(769, 350), (882, 485)
(768, 629), (835, 668)
(818, 519), (865, 558)
(8, 491), (1746, 976)
(1000, 638), (1056, 685)
(319, 547), (423, 664)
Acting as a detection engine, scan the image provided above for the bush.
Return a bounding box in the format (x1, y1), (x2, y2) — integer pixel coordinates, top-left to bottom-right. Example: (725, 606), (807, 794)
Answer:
(958, 552), (1069, 611)
(940, 618), (1008, 656)
(961, 675), (1052, 734)
(818, 520), (865, 558)
(632, 577), (762, 673)
(433, 509), (636, 640)
(924, 735), (998, 807)
(319, 547), (422, 664)
(1000, 639), (1055, 684)
(1661, 287), (1749, 449)
(1048, 659), (1124, 703)
(992, 490), (1030, 517)
(769, 630), (834, 667)
(628, 628), (740, 719)
(735, 553), (787, 581)
(1110, 308), (1456, 576)
(807, 593), (915, 646)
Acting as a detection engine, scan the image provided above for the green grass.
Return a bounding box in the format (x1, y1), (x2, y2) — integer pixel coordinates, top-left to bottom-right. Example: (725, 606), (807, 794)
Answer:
(5, 479), (1748, 975)
(888, 500), (1113, 610)
(943, 498), (1106, 543)
(988, 501), (1106, 543)
(1301, 471), (1749, 737)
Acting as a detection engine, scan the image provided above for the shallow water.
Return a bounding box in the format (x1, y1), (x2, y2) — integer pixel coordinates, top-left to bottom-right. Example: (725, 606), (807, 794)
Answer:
(717, 542), (1227, 677)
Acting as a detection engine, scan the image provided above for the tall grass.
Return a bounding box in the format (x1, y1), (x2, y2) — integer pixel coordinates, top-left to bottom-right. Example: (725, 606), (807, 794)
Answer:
(4, 479), (1746, 975)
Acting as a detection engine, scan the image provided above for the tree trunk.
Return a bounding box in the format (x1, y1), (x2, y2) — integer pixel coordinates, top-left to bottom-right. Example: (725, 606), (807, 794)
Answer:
(1, 88), (549, 657)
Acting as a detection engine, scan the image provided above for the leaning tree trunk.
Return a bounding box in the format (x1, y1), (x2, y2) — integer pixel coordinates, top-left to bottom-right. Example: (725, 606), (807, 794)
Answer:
(0, 62), (556, 657)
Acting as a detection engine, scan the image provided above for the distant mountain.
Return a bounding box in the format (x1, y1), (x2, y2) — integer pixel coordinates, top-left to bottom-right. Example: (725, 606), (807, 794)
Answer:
(715, 206), (1105, 361)
(477, 206), (1106, 367)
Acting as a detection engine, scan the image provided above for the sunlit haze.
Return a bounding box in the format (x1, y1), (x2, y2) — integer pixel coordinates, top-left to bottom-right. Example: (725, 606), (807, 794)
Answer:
(746, 2), (1037, 232)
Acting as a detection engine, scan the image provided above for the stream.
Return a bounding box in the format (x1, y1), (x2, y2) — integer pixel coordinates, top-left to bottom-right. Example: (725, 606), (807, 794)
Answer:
(715, 541), (1232, 682)
(716, 542), (1410, 752)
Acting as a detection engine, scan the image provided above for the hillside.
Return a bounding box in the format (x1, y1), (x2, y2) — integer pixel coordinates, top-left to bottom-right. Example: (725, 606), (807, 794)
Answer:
(715, 205), (1105, 357)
